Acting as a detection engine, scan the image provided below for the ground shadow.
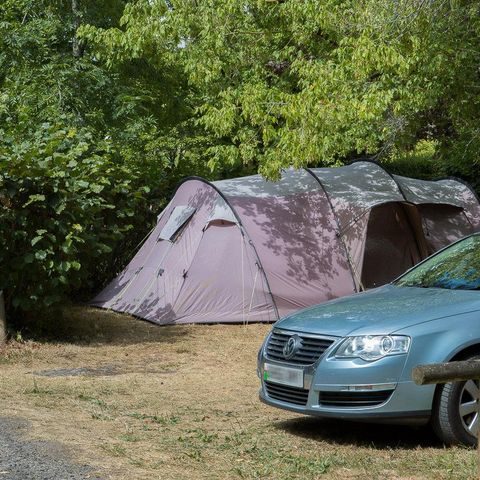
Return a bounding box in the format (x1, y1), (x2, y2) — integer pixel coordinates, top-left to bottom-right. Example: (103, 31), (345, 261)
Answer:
(25, 305), (190, 346)
(275, 416), (442, 450)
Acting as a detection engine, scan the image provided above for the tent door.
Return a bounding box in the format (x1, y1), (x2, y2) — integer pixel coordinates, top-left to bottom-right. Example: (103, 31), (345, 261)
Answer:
(361, 202), (426, 289)
(171, 220), (276, 323)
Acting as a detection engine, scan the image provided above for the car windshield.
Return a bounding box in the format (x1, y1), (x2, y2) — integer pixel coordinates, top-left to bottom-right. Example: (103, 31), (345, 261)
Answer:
(395, 234), (480, 290)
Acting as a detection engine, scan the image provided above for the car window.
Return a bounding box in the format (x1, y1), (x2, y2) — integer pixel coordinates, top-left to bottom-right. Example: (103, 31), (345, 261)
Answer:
(395, 235), (480, 290)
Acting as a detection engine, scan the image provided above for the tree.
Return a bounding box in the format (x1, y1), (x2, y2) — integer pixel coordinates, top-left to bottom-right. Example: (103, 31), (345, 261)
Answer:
(2, 0), (479, 320)
(82, 0), (480, 187)
(0, 0), (211, 316)
(0, 291), (6, 346)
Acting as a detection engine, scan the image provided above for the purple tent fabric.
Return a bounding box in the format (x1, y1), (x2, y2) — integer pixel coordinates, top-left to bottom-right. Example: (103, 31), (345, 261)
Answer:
(91, 162), (480, 325)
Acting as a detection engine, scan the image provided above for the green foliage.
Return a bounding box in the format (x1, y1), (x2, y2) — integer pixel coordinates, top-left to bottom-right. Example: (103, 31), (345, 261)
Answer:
(0, 124), (148, 310)
(82, 0), (480, 182)
(384, 141), (441, 180)
(1, 0), (479, 318)
(0, 0), (211, 316)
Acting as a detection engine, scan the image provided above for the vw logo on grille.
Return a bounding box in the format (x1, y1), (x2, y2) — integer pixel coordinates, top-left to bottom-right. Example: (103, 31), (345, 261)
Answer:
(283, 335), (301, 360)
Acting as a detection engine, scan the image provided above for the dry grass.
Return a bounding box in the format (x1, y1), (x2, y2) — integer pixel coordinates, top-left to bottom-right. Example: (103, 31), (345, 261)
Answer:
(0, 307), (477, 480)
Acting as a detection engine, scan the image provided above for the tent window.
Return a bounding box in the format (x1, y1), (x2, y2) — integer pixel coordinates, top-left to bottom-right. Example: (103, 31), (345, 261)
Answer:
(159, 206), (196, 242)
(204, 219), (237, 231)
(207, 200), (237, 224)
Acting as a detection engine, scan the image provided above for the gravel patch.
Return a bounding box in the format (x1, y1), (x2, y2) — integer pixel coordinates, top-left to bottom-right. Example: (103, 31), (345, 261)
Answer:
(0, 417), (102, 480)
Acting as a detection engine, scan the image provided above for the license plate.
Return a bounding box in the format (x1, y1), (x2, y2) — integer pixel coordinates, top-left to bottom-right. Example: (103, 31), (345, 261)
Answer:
(263, 363), (303, 388)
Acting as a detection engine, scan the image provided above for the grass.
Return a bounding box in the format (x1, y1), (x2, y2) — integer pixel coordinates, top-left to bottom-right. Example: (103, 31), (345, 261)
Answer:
(0, 307), (477, 480)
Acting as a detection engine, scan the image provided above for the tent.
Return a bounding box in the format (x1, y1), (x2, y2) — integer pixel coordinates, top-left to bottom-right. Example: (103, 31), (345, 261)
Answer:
(91, 161), (480, 325)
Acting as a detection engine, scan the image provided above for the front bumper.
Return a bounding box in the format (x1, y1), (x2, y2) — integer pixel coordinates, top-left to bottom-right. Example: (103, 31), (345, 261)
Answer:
(258, 344), (435, 425)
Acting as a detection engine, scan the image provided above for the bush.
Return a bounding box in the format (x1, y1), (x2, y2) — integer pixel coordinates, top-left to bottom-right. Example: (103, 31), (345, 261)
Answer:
(382, 140), (442, 180)
(0, 123), (151, 314)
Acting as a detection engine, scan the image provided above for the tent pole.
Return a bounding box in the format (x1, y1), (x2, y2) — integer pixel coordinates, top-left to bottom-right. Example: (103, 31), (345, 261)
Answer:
(198, 179), (280, 320)
(356, 160), (430, 261)
(304, 168), (360, 293)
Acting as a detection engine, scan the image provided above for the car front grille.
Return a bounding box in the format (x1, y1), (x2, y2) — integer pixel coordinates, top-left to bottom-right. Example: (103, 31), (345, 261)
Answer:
(265, 330), (335, 365)
(264, 381), (309, 406)
(318, 390), (393, 408)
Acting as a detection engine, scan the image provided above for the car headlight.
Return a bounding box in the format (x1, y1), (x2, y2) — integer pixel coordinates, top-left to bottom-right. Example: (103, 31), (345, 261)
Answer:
(335, 335), (410, 361)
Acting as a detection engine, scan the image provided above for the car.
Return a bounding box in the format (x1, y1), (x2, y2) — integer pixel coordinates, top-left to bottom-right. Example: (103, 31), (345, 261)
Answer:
(257, 233), (480, 445)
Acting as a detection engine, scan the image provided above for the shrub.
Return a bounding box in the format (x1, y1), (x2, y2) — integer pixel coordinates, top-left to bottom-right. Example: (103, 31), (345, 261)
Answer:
(0, 123), (151, 313)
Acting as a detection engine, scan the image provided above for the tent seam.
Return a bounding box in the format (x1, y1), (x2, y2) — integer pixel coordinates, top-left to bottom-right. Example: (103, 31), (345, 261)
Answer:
(349, 159), (434, 264)
(437, 176), (480, 207)
(350, 158), (480, 209)
(304, 168), (360, 293)
(175, 176), (280, 321)
(350, 158), (410, 201)
(163, 225), (209, 322)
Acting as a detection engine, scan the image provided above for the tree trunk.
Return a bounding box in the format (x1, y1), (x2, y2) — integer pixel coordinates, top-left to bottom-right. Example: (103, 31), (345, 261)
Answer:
(412, 360), (480, 385)
(72, 0), (83, 58)
(0, 291), (6, 347)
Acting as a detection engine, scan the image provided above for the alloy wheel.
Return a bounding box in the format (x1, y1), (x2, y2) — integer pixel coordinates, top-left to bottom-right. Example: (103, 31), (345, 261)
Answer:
(459, 379), (480, 437)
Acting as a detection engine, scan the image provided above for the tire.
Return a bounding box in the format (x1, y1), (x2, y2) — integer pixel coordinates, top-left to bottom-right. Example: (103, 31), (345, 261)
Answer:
(432, 355), (480, 446)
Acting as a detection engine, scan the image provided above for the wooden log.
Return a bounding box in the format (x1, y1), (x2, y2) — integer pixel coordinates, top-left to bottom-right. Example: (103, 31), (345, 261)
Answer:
(412, 360), (480, 385)
(0, 291), (6, 347)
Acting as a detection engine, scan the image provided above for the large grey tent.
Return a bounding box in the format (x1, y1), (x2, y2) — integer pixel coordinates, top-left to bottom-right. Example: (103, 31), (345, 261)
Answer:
(92, 161), (480, 325)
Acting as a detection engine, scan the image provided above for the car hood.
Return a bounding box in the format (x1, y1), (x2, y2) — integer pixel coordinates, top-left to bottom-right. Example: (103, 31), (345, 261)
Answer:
(275, 284), (480, 337)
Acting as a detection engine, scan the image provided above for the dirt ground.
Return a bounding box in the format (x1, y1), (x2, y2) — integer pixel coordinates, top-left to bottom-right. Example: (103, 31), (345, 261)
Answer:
(0, 307), (477, 480)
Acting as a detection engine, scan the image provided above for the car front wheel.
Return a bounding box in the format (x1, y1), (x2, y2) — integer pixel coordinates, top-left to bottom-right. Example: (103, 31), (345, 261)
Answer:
(432, 357), (479, 446)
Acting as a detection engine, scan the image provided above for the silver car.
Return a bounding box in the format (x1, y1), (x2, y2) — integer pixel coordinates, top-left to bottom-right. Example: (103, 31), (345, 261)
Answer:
(258, 233), (480, 445)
